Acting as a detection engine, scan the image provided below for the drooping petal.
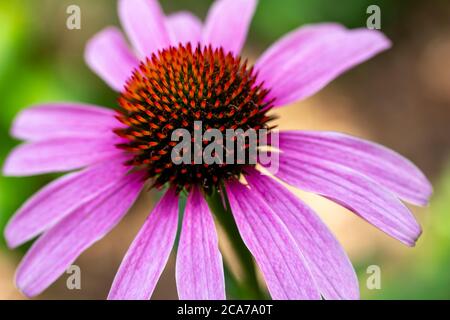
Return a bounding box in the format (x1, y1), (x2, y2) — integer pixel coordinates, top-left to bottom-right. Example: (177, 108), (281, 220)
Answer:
(278, 131), (432, 206)
(203, 0), (257, 55)
(15, 172), (144, 298)
(246, 169), (359, 300)
(256, 26), (391, 106)
(5, 157), (130, 248)
(167, 12), (203, 46)
(262, 152), (422, 246)
(11, 103), (122, 141)
(108, 188), (179, 300)
(3, 137), (122, 177)
(118, 0), (171, 58)
(85, 27), (139, 91)
(226, 179), (321, 300)
(176, 186), (225, 300)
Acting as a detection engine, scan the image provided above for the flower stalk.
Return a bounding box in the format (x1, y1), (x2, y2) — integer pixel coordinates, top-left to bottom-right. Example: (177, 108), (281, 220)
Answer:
(206, 188), (266, 300)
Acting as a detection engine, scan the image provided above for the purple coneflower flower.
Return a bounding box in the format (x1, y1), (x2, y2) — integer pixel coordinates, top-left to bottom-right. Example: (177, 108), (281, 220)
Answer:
(3, 0), (432, 300)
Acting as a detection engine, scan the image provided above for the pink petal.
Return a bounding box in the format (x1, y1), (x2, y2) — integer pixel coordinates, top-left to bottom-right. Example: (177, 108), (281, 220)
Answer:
(15, 172), (144, 297)
(279, 131), (432, 206)
(118, 0), (170, 59)
(3, 137), (122, 177)
(85, 27), (139, 92)
(11, 103), (123, 142)
(167, 12), (203, 46)
(256, 26), (391, 107)
(246, 169), (359, 300)
(176, 186), (225, 300)
(108, 188), (179, 300)
(226, 179), (321, 300)
(256, 23), (345, 73)
(203, 0), (257, 55)
(5, 157), (130, 248)
(263, 152), (422, 246)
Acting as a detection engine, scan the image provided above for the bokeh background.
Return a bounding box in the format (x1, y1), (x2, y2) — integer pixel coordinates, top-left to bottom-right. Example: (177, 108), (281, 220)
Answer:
(1, 0), (449, 300)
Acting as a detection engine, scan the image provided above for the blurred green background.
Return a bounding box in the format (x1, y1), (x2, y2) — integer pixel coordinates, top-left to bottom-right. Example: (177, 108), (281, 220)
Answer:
(0, 0), (449, 299)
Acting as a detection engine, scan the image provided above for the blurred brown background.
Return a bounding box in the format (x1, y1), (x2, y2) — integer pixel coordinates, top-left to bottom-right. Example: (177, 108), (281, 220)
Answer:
(0, 0), (449, 299)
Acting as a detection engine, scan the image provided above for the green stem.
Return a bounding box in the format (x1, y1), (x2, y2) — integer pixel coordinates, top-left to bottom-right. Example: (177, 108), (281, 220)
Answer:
(206, 189), (266, 300)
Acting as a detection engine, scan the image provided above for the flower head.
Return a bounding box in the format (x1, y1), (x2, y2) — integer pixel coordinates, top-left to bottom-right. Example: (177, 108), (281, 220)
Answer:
(3, 0), (432, 300)
(115, 43), (273, 191)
